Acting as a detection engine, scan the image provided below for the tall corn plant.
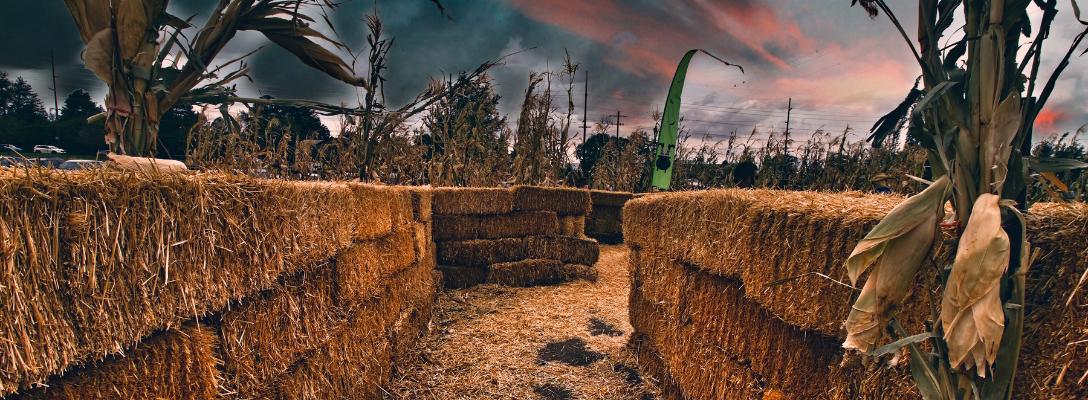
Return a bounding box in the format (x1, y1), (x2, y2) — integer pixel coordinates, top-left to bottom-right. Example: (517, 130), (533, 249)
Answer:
(63, 0), (451, 157)
(842, 0), (1088, 398)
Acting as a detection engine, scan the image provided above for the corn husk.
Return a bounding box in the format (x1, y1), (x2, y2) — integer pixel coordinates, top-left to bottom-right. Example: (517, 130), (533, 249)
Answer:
(83, 28), (116, 83)
(843, 213), (937, 353)
(845, 175), (950, 284)
(941, 193), (1008, 377)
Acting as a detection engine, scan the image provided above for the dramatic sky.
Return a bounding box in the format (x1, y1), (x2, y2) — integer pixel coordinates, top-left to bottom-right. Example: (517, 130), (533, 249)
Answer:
(3, 0), (1087, 151)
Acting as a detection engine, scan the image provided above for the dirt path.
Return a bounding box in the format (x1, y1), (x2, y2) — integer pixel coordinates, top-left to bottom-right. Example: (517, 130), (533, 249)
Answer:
(386, 244), (661, 400)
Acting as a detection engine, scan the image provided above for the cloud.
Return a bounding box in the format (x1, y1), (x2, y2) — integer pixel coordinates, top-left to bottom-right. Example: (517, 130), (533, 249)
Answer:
(1034, 109), (1069, 133)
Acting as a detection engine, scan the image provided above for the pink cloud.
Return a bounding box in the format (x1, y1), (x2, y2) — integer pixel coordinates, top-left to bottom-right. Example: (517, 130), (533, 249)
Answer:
(505, 0), (821, 80)
(1034, 109), (1068, 133)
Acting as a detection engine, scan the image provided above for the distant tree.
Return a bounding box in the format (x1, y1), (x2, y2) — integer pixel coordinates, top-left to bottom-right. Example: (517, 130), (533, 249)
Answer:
(423, 73), (506, 151)
(576, 133), (627, 179)
(157, 105), (200, 159)
(0, 72), (47, 121)
(60, 89), (103, 121)
(255, 95), (331, 141)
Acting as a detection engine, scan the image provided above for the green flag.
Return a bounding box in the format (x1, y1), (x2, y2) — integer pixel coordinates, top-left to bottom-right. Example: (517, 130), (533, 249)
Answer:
(651, 49), (742, 190)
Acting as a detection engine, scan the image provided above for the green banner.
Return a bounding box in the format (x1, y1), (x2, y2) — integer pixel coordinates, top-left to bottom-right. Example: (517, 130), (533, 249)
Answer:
(651, 49), (742, 190)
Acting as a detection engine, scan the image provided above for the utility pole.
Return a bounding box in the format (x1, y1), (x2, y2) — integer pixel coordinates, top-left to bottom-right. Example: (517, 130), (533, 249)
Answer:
(784, 97), (792, 153)
(49, 49), (60, 141)
(613, 110), (626, 138)
(580, 71), (589, 143)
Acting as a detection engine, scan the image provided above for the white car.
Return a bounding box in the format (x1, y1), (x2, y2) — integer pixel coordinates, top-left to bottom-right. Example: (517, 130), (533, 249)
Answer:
(33, 145), (66, 154)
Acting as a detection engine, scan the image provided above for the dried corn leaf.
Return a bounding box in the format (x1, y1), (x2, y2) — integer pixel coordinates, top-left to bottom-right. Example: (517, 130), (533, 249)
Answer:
(84, 28), (116, 83)
(844, 212), (937, 353)
(116, 0), (148, 61)
(846, 175), (950, 283)
(941, 193), (1008, 377)
(63, 0), (113, 44)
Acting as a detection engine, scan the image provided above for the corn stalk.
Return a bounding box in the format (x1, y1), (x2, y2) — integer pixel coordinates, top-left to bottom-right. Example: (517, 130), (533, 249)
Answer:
(63, 0), (452, 157)
(843, 0), (1088, 398)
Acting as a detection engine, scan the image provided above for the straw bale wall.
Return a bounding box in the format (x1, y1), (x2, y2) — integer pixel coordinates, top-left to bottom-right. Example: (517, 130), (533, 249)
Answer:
(432, 187), (598, 288)
(0, 170), (437, 399)
(624, 189), (1088, 400)
(585, 190), (632, 244)
(13, 323), (222, 400)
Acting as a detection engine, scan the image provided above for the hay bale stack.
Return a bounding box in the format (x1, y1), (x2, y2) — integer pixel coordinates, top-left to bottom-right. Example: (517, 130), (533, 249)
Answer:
(431, 187), (513, 215)
(0, 170), (401, 395)
(12, 323), (221, 400)
(0, 168), (437, 397)
(585, 190), (632, 244)
(512, 185), (591, 215)
(625, 189), (1088, 400)
(432, 211), (558, 241)
(431, 186), (598, 288)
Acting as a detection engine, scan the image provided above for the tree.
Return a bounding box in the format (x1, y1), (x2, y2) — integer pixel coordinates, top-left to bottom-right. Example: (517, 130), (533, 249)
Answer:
(60, 89), (104, 121)
(157, 105), (199, 159)
(63, 0), (460, 157)
(254, 95), (331, 140)
(0, 72), (47, 122)
(841, 0), (1088, 398)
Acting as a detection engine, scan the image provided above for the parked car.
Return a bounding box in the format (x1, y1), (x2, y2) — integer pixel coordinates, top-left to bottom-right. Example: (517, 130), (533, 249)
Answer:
(0, 156), (24, 167)
(97, 149), (111, 158)
(60, 160), (104, 170)
(0, 144), (21, 152)
(33, 145), (66, 154)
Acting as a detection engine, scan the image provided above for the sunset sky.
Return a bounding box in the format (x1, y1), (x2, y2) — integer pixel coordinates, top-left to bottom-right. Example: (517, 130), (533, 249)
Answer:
(2, 0), (1086, 151)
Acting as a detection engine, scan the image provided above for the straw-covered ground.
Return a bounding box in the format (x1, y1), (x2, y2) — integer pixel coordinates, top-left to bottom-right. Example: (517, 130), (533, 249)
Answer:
(387, 245), (660, 400)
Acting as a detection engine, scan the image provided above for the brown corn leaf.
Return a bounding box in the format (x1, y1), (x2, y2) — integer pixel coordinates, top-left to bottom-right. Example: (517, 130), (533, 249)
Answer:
(941, 193), (1008, 377)
(84, 28), (116, 83)
(843, 212), (938, 354)
(982, 91), (1022, 193)
(846, 174), (951, 284)
(64, 0), (113, 44)
(116, 0), (148, 61)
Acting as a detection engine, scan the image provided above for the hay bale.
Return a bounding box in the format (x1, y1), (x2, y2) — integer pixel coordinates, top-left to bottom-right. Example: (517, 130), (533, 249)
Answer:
(622, 189), (914, 337)
(0, 177), (81, 395)
(558, 215), (587, 238)
(589, 205), (623, 221)
(512, 185), (591, 215)
(431, 187), (513, 215)
(1013, 203), (1088, 399)
(407, 187), (432, 222)
(14, 323), (221, 400)
(388, 186), (415, 227)
(628, 248), (917, 399)
(257, 259), (434, 400)
(523, 235), (600, 266)
(588, 190), (633, 207)
(437, 235), (599, 268)
(335, 224), (420, 305)
(432, 211), (558, 241)
(0, 170), (393, 394)
(436, 265), (489, 289)
(436, 238), (526, 268)
(390, 269), (441, 365)
(219, 265), (346, 396)
(485, 259), (598, 287)
(348, 183), (396, 239)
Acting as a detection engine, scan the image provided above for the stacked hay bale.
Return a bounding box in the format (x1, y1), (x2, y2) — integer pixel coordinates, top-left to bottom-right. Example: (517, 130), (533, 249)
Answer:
(624, 189), (1088, 400)
(584, 190), (633, 244)
(0, 169), (436, 400)
(433, 186), (600, 288)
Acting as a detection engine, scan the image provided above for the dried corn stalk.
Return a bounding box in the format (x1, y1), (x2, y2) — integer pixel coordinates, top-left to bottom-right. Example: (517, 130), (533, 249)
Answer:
(844, 0), (1088, 398)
